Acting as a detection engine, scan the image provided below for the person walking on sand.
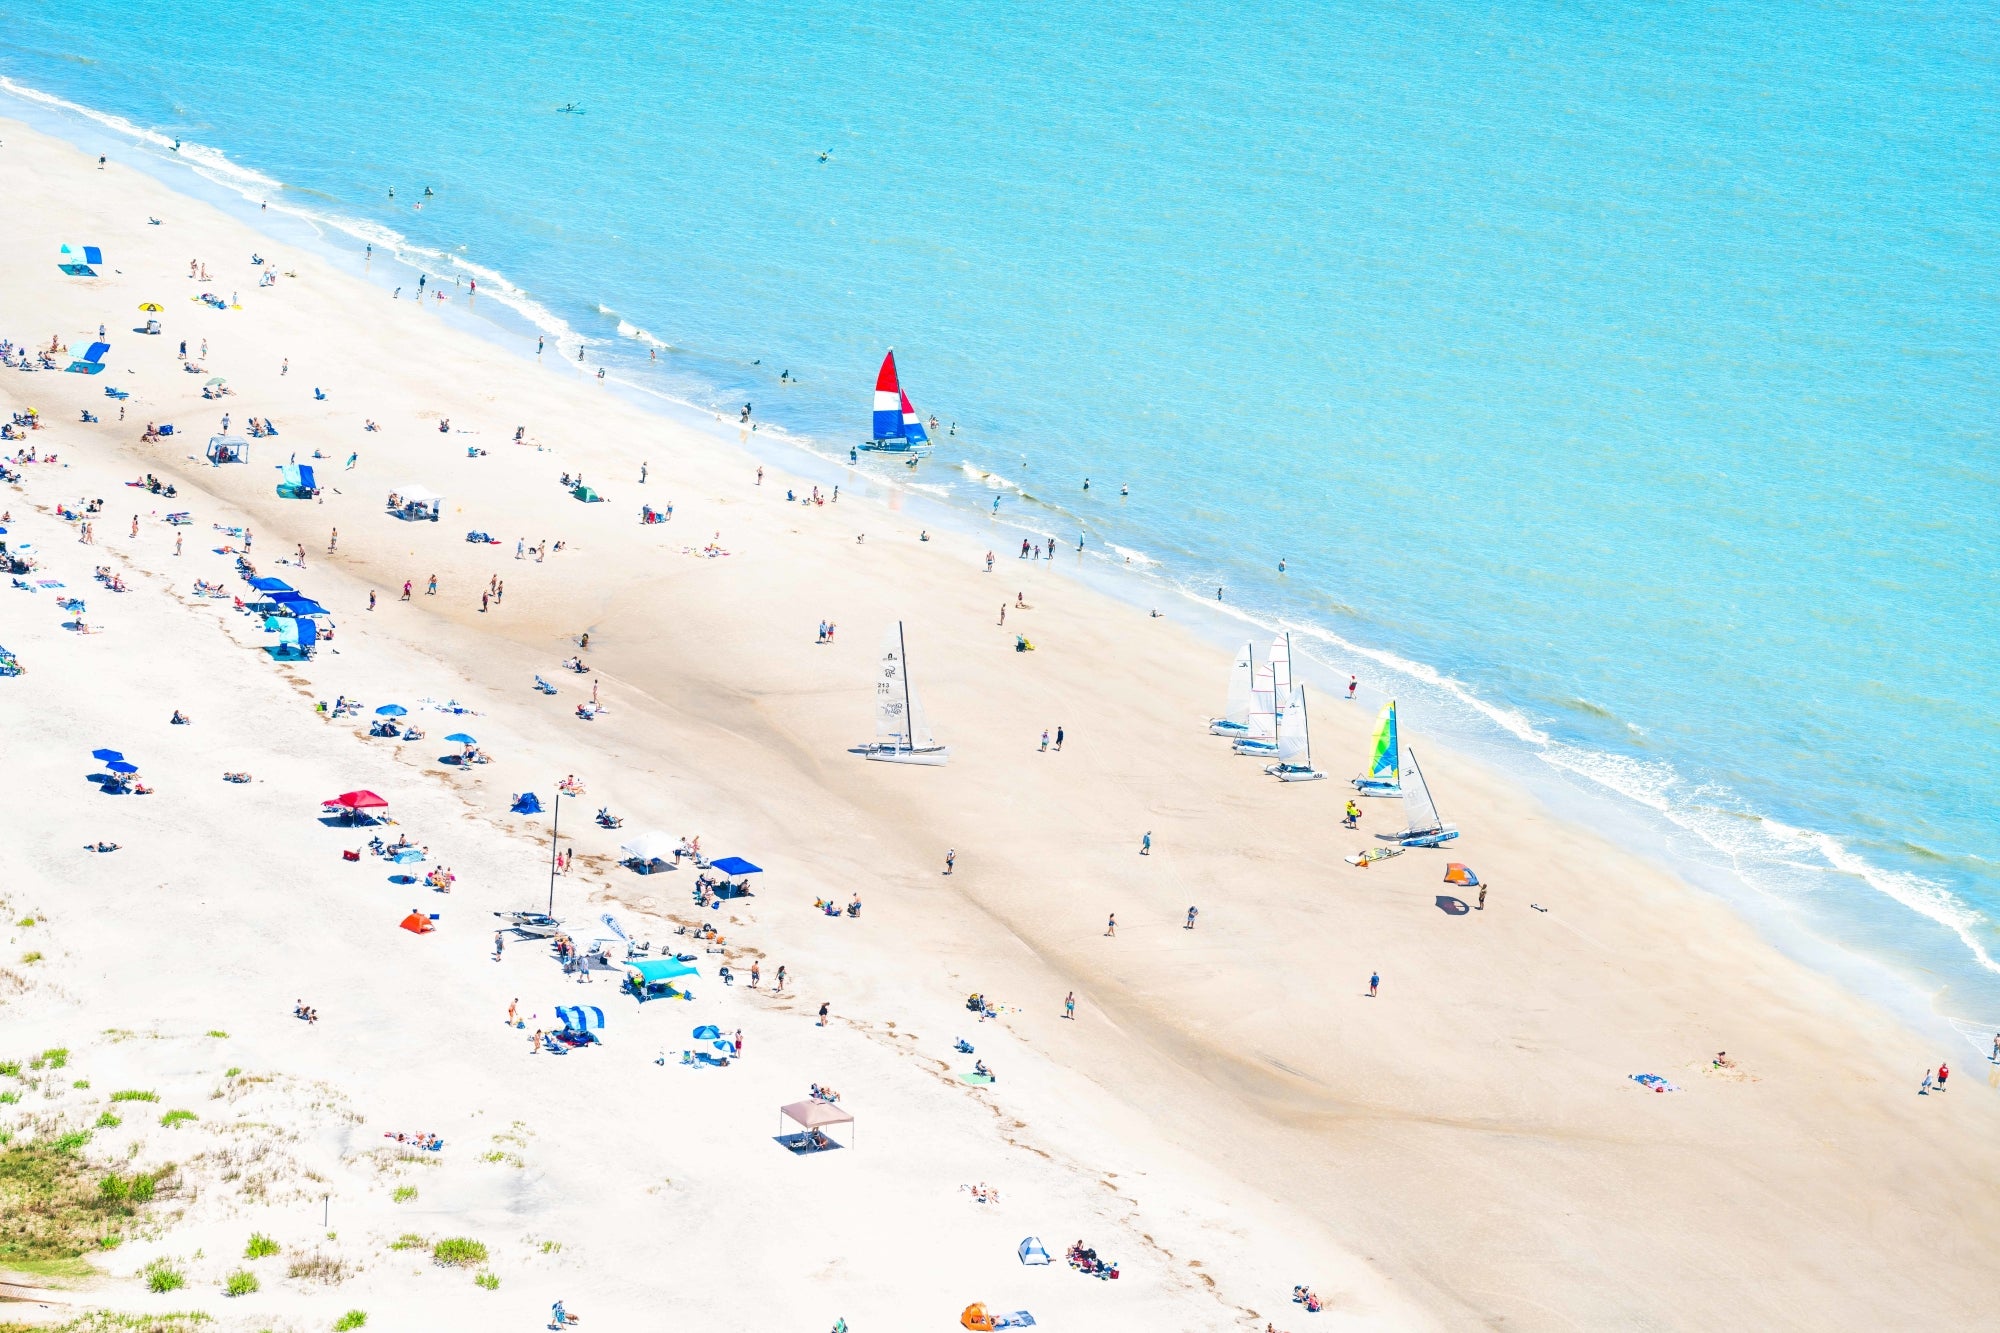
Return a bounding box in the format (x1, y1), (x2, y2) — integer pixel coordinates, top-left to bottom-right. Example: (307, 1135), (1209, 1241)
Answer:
(1040, 729), (1050, 752)
(986, 551), (995, 572)
(1369, 971), (1380, 997)
(1064, 991), (1076, 1020)
(427, 574), (437, 595)
(1105, 913), (1117, 937)
(329, 527), (338, 552)
(750, 960), (761, 988)
(1477, 884), (1488, 910)
(1921, 1068), (1934, 1094)
(817, 1001), (830, 1027)
(774, 965), (787, 993)
(999, 604), (1006, 626)
(507, 998), (518, 1026)
(368, 590), (376, 611)
(1938, 1061), (1950, 1091)
(481, 591), (490, 613)
(402, 580), (412, 601)
(1140, 831), (1152, 856)
(1343, 799), (1361, 828)
(174, 532), (182, 556)
(296, 543), (306, 567)
(944, 849), (956, 875)
(1348, 674), (1358, 700)
(1055, 725), (1064, 751)
(1185, 906), (1198, 930)
(531, 1028), (543, 1054)
(494, 932), (505, 959)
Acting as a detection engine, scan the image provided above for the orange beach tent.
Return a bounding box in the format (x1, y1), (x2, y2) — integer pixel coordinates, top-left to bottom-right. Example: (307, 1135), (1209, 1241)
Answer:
(399, 912), (435, 935)
(961, 1305), (995, 1331)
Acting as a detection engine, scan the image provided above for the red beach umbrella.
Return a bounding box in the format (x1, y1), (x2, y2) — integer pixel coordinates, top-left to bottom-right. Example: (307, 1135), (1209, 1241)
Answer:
(326, 790), (388, 810)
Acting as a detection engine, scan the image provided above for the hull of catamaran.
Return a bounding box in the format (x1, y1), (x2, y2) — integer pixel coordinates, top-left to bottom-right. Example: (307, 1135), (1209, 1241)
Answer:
(864, 744), (951, 766)
(1209, 718), (1250, 737)
(1267, 763), (1327, 782)
(1351, 777), (1402, 797)
(1232, 739), (1280, 757)
(1384, 825), (1460, 847)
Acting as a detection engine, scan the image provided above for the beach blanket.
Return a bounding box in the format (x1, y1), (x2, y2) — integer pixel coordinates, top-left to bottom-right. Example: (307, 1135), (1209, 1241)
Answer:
(1629, 1074), (1682, 1093)
(959, 1072), (995, 1086)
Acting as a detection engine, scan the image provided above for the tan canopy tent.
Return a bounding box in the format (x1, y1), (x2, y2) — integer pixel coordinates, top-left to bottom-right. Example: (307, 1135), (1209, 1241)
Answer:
(779, 1099), (854, 1150)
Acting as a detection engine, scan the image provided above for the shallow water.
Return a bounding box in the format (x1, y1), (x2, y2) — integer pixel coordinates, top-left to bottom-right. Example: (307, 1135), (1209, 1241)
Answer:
(3, 0), (1995, 1017)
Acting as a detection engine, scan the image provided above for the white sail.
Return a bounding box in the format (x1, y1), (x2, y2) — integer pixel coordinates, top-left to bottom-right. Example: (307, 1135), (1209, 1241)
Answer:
(1268, 633), (1293, 699)
(875, 623), (911, 743)
(867, 621), (948, 764)
(1273, 686), (1308, 763)
(1222, 642), (1254, 725)
(1400, 747), (1443, 834)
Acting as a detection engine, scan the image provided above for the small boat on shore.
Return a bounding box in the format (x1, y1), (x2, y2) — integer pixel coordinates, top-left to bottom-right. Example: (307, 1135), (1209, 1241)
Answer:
(1208, 641), (1258, 736)
(1265, 686), (1326, 782)
(1352, 700), (1402, 796)
(859, 620), (949, 765)
(860, 349), (932, 456)
(1378, 747), (1458, 847)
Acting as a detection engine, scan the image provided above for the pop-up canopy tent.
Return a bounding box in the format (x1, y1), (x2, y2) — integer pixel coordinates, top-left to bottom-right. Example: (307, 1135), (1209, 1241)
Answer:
(206, 435), (251, 465)
(390, 485), (443, 521)
(625, 956), (697, 1002)
(325, 790), (387, 822)
(709, 856), (761, 899)
(620, 830), (679, 873)
(246, 576), (295, 595)
(277, 463), (318, 498)
(779, 1099), (854, 1149)
(1443, 863), (1480, 887)
(57, 244), (104, 277)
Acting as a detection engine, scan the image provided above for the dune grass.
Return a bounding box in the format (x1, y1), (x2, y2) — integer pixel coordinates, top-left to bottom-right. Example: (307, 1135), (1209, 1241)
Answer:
(0, 1133), (175, 1270)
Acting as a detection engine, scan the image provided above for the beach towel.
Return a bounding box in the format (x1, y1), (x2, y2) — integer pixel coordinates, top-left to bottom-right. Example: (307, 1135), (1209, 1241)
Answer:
(1345, 847), (1404, 867)
(1629, 1074), (1681, 1093)
(993, 1315), (1036, 1330)
(959, 1072), (995, 1086)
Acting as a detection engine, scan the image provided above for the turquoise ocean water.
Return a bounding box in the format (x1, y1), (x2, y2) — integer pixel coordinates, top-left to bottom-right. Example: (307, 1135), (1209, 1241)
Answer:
(4, 2), (1995, 1022)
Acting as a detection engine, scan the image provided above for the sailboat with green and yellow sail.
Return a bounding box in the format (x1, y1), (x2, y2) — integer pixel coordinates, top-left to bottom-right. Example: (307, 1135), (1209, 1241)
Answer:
(1352, 700), (1401, 796)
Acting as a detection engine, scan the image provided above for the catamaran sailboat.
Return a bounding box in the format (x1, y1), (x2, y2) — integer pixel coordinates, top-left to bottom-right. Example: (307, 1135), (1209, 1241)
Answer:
(859, 621), (949, 765)
(1264, 685), (1326, 781)
(1233, 633), (1292, 755)
(860, 349), (933, 455)
(1378, 746), (1458, 846)
(1352, 699), (1402, 796)
(1208, 641), (1259, 736)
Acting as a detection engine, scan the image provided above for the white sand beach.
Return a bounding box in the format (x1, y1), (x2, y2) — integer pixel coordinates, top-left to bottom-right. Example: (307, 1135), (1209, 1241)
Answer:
(4, 119), (2000, 1332)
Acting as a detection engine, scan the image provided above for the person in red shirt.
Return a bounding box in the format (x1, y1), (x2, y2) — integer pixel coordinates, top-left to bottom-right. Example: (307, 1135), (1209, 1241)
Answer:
(1937, 1062), (1950, 1091)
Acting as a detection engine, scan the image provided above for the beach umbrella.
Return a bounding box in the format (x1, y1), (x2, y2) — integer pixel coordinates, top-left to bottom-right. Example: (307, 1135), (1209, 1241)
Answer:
(691, 1025), (722, 1041)
(138, 302), (163, 312)
(204, 376), (226, 387)
(105, 760), (139, 774)
(326, 790), (388, 810)
(91, 748), (124, 761)
(445, 732), (476, 745)
(374, 704), (407, 717)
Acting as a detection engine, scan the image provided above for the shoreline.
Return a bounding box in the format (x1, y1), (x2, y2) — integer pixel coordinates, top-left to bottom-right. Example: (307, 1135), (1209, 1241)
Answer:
(5, 111), (2000, 1329)
(4, 73), (1991, 1040)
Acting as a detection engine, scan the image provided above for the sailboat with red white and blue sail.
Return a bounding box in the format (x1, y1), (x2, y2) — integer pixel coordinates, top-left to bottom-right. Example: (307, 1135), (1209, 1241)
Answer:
(863, 349), (932, 455)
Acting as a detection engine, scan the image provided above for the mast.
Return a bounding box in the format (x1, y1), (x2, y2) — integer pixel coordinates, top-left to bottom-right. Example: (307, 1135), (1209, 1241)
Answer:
(898, 621), (915, 754)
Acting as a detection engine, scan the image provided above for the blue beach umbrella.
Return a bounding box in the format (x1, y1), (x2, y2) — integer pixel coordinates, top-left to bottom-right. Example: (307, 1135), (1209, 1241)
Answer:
(374, 704), (407, 717)
(91, 748), (124, 761)
(105, 760), (139, 774)
(445, 732), (476, 745)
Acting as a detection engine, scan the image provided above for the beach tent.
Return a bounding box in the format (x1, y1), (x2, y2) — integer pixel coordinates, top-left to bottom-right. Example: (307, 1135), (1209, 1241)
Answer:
(961, 1305), (995, 1331)
(779, 1099), (854, 1148)
(511, 791), (543, 814)
(57, 244), (104, 276)
(556, 1005), (605, 1033)
(271, 617), (318, 656)
(625, 956), (697, 1002)
(399, 911), (436, 935)
(572, 485), (601, 503)
(1018, 1237), (1051, 1266)
(277, 463), (317, 498)
(620, 830), (679, 873)
(391, 485), (443, 521)
(1443, 863), (1480, 887)
(66, 342), (110, 375)
(205, 435), (251, 465)
(278, 599), (331, 618)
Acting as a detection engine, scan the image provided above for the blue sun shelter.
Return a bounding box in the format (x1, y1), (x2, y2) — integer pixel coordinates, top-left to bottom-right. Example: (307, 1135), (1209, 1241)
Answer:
(625, 956), (697, 1003)
(66, 342), (110, 374)
(57, 244), (104, 277)
(709, 856), (762, 899)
